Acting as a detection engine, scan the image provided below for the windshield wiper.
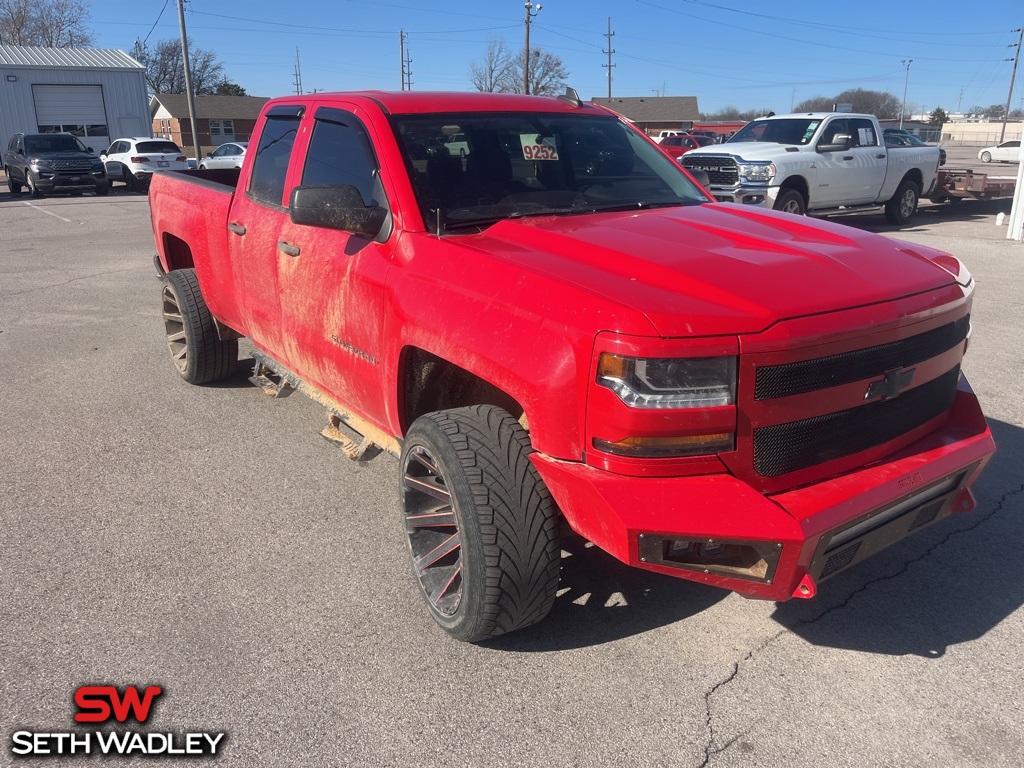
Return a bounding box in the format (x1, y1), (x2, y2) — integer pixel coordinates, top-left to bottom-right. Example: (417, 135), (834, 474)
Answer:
(583, 200), (689, 214)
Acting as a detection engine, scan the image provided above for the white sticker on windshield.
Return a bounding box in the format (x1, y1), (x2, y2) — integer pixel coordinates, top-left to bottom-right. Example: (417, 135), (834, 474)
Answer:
(519, 134), (560, 161)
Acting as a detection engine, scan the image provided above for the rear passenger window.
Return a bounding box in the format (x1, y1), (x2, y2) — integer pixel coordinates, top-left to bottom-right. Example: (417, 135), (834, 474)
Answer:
(248, 114), (300, 207)
(302, 115), (380, 206)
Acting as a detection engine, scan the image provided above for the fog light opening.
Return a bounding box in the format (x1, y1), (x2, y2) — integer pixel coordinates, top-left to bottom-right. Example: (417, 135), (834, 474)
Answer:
(637, 535), (782, 583)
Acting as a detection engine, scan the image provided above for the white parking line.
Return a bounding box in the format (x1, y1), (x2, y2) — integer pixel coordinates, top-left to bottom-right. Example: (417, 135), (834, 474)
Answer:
(20, 200), (72, 223)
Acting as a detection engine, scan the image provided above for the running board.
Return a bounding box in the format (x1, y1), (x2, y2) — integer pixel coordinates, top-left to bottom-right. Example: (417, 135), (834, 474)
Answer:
(248, 351), (398, 461)
(808, 204), (882, 217)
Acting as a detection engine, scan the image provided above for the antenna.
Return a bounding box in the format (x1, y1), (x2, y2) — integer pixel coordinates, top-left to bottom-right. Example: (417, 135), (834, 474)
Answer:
(293, 47), (302, 95)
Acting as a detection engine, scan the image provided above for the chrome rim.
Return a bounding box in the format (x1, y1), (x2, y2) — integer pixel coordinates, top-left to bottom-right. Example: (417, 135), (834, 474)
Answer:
(161, 284), (188, 373)
(900, 189), (916, 218)
(781, 197), (802, 214)
(402, 446), (463, 616)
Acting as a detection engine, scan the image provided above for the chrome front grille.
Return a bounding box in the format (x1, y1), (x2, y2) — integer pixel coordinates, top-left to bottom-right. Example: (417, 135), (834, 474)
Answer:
(681, 155), (739, 185)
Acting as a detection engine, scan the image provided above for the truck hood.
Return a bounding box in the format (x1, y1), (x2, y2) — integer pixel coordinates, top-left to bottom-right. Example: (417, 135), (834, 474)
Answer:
(684, 143), (799, 164)
(456, 203), (957, 337)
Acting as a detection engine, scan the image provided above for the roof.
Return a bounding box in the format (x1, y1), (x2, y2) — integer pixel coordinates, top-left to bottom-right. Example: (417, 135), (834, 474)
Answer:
(280, 90), (611, 115)
(588, 96), (700, 123)
(150, 94), (271, 120)
(0, 44), (143, 70)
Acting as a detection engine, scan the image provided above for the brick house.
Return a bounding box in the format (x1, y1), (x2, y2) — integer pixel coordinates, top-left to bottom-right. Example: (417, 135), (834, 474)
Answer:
(589, 96), (701, 136)
(150, 93), (270, 149)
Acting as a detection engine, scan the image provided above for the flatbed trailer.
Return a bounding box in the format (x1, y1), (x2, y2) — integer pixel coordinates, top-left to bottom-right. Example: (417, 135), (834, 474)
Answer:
(930, 167), (1017, 202)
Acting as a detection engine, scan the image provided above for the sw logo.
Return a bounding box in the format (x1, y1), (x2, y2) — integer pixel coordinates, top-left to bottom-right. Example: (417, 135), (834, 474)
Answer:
(74, 685), (163, 723)
(9, 684), (226, 758)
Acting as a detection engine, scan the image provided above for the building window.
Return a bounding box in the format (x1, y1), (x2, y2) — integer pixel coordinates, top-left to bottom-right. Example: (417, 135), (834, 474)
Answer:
(210, 119), (235, 136)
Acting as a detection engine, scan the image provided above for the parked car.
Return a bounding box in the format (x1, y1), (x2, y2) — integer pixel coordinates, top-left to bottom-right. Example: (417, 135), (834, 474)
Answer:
(199, 142), (248, 170)
(444, 132), (471, 157)
(885, 133), (946, 166)
(3, 132), (109, 197)
(661, 134), (715, 159)
(977, 140), (1021, 163)
(883, 127), (915, 138)
(652, 130), (685, 144)
(101, 138), (188, 191)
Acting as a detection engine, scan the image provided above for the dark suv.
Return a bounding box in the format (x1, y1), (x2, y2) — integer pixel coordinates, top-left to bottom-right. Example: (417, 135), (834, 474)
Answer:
(4, 133), (109, 197)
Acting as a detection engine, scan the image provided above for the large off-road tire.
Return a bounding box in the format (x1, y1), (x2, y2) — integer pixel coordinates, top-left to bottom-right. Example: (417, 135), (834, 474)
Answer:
(400, 405), (561, 643)
(980, 151), (992, 163)
(773, 188), (805, 215)
(884, 178), (920, 225)
(161, 268), (238, 384)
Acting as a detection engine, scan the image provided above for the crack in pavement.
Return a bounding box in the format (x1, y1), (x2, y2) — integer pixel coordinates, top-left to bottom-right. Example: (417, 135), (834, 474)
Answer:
(695, 482), (1024, 768)
(1, 265), (148, 298)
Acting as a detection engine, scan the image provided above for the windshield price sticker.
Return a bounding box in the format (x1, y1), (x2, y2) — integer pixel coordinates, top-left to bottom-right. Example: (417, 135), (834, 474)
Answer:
(520, 134), (559, 161)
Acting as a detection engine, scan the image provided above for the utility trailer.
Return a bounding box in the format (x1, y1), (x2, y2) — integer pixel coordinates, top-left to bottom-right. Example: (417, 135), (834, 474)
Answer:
(930, 167), (1017, 203)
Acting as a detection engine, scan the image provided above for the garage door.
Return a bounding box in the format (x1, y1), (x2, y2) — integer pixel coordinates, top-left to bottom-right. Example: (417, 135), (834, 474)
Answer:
(32, 84), (110, 154)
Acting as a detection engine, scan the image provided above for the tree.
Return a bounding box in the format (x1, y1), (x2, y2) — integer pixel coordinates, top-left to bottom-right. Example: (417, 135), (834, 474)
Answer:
(468, 40), (569, 96)
(470, 38), (515, 93)
(794, 89), (900, 118)
(0, 0), (92, 47)
(928, 107), (949, 126)
(214, 81), (247, 97)
(985, 104), (1006, 119)
(131, 38), (226, 95)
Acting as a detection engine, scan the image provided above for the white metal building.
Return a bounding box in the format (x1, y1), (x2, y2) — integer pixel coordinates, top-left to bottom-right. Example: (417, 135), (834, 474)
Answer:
(0, 45), (149, 154)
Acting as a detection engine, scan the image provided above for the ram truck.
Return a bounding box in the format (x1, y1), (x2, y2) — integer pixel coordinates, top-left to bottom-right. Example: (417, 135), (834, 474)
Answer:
(680, 112), (941, 224)
(148, 91), (994, 642)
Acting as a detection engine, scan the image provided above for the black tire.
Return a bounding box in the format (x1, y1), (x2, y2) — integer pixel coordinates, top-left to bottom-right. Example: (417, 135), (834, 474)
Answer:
(6, 170), (22, 195)
(773, 188), (805, 215)
(95, 183), (110, 197)
(400, 405), (561, 643)
(161, 268), (238, 384)
(884, 178), (919, 225)
(980, 151), (991, 163)
(122, 168), (136, 192)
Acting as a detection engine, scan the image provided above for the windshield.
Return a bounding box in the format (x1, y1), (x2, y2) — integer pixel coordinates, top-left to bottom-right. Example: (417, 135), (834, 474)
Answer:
(25, 134), (89, 153)
(391, 111), (708, 234)
(728, 118), (820, 146)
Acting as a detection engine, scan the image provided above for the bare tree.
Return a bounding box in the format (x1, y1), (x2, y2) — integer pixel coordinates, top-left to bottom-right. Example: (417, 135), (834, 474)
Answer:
(132, 39), (226, 95)
(470, 38), (515, 93)
(469, 39), (569, 96)
(0, 0), (92, 47)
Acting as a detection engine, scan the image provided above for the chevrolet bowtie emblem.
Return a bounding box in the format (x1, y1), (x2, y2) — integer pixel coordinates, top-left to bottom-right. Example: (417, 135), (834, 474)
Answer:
(865, 368), (916, 401)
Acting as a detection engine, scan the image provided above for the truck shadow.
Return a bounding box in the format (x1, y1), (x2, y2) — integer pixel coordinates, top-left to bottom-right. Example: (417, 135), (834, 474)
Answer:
(771, 417), (1024, 658)
(843, 197), (1013, 232)
(485, 534), (727, 652)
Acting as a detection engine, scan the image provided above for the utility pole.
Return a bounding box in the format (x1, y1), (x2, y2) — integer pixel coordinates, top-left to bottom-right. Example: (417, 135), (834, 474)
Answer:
(293, 48), (303, 96)
(602, 17), (615, 100)
(400, 29), (407, 90)
(403, 48), (413, 91)
(176, 0), (201, 165)
(1000, 27), (1023, 142)
(523, 1), (542, 95)
(900, 59), (913, 129)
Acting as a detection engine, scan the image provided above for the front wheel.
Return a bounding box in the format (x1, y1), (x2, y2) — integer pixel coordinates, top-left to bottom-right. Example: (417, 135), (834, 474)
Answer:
(6, 170), (22, 194)
(161, 269), (238, 384)
(26, 173), (43, 198)
(94, 183), (110, 197)
(884, 179), (920, 225)
(980, 151), (992, 163)
(773, 189), (806, 215)
(400, 405), (561, 643)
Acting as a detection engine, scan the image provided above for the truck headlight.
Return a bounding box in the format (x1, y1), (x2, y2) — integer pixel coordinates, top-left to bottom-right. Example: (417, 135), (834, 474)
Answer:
(738, 162), (775, 183)
(597, 354), (737, 409)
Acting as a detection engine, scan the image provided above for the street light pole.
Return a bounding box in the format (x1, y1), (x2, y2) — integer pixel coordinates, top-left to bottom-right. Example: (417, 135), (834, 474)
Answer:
(1000, 27), (1022, 142)
(523, 1), (541, 95)
(176, 0), (201, 166)
(900, 59), (913, 129)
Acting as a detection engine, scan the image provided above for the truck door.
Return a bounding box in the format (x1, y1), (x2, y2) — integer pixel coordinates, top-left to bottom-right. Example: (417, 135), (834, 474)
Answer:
(275, 105), (394, 424)
(814, 117), (887, 206)
(227, 104), (305, 356)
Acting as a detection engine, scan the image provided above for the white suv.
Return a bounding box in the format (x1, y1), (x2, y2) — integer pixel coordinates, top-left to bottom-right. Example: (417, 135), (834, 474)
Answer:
(100, 138), (189, 191)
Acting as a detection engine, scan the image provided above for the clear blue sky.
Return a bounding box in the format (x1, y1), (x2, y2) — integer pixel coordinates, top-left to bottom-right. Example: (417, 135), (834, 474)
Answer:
(87, 0), (1023, 116)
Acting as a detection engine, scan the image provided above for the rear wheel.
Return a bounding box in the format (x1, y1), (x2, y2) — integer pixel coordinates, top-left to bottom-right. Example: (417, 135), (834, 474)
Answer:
(6, 170), (22, 194)
(773, 189), (805, 215)
(884, 179), (919, 225)
(161, 269), (238, 384)
(400, 405), (561, 643)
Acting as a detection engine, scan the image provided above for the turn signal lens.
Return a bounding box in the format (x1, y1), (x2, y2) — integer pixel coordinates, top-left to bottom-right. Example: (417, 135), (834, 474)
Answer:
(593, 433), (734, 458)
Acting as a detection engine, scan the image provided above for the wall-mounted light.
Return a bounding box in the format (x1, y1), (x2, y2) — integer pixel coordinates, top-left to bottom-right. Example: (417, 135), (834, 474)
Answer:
(5, 75), (17, 82)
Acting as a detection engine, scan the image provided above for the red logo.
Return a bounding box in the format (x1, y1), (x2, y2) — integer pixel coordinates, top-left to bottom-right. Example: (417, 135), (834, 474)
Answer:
(73, 686), (163, 724)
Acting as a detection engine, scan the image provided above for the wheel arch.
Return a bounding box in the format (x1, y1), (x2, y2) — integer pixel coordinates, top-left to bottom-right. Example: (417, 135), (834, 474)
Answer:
(161, 232), (195, 272)
(778, 175), (809, 203)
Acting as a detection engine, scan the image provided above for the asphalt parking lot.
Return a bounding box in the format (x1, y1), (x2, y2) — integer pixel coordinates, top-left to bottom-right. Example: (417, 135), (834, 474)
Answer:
(1, 163), (1022, 767)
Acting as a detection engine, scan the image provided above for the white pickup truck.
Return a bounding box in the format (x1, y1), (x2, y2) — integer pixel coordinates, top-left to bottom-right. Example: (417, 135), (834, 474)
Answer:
(680, 112), (941, 224)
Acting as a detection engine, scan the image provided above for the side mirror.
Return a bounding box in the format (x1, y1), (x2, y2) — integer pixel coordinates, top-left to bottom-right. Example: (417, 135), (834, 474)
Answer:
(289, 185), (387, 238)
(688, 169), (710, 188)
(818, 133), (852, 153)
(206, 151), (213, 157)
(100, 152), (106, 158)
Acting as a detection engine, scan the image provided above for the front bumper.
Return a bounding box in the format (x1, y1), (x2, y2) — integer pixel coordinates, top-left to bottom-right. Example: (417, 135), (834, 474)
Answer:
(706, 183), (777, 207)
(532, 374), (993, 602)
(32, 168), (107, 192)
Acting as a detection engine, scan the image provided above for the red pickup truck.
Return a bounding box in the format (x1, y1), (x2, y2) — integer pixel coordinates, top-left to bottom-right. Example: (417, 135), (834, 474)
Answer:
(149, 90), (994, 642)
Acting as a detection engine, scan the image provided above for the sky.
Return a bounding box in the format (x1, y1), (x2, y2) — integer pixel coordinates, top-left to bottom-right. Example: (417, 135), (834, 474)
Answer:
(84, 0), (1024, 117)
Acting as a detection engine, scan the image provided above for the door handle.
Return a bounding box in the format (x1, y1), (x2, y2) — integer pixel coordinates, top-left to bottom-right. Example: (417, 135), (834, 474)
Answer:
(842, 156), (853, 161)
(875, 154), (886, 159)
(227, 222), (246, 236)
(277, 241), (301, 258)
